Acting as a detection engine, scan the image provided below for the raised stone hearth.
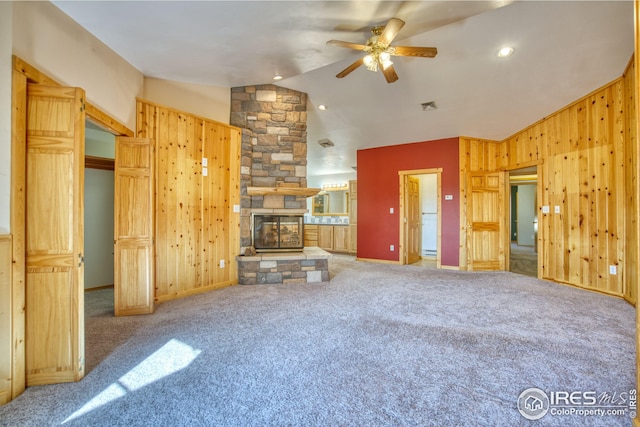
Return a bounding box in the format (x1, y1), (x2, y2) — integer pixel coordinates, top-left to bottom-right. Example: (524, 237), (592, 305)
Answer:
(236, 247), (331, 285)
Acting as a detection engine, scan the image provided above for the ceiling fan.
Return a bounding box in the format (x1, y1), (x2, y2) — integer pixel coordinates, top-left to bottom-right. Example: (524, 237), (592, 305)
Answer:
(327, 18), (437, 83)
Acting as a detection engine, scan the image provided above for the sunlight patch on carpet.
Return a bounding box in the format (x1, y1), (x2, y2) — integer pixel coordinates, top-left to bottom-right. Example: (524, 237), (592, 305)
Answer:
(63, 339), (201, 423)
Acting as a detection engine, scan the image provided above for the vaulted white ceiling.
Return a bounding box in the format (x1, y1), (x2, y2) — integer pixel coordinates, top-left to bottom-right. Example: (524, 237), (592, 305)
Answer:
(52, 1), (634, 177)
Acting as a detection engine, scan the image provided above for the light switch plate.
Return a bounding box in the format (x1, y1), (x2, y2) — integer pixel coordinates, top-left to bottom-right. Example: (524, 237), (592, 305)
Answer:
(202, 157), (208, 167)
(445, 195), (453, 200)
(202, 167), (208, 176)
(554, 206), (561, 214)
(542, 206), (550, 214)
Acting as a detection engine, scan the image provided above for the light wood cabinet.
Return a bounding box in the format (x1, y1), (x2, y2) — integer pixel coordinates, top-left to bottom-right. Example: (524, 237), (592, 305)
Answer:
(348, 225), (357, 255)
(308, 225), (351, 253)
(348, 180), (357, 254)
(304, 224), (318, 247)
(333, 226), (350, 253)
(318, 225), (334, 251)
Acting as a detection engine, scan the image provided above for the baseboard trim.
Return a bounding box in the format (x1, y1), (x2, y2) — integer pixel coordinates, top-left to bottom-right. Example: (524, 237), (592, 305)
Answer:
(355, 257), (401, 265)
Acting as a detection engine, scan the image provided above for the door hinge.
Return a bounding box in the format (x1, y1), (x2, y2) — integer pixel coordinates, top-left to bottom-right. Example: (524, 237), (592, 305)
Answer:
(80, 98), (85, 112)
(78, 253), (85, 267)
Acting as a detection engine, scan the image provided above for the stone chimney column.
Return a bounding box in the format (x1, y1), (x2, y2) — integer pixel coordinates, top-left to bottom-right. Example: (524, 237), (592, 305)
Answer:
(230, 85), (309, 249)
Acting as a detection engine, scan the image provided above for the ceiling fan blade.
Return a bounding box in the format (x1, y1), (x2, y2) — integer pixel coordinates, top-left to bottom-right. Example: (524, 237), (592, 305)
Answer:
(326, 40), (368, 51)
(392, 46), (438, 58)
(379, 18), (405, 45)
(381, 64), (399, 83)
(336, 58), (364, 78)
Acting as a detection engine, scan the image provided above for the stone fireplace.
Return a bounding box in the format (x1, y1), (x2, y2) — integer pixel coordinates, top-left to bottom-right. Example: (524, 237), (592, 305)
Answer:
(230, 84), (329, 284)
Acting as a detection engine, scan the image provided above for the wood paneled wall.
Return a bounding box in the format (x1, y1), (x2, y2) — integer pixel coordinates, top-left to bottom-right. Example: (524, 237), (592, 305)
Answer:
(460, 70), (636, 299)
(503, 78), (629, 296)
(0, 235), (11, 404)
(136, 99), (241, 302)
(623, 58), (637, 304)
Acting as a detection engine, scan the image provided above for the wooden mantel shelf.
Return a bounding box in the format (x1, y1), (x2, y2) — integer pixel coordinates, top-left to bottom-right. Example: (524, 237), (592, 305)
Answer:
(247, 187), (321, 197)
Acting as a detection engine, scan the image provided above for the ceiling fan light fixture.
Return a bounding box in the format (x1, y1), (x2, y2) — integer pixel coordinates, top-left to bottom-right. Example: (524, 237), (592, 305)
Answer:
(272, 74), (283, 81)
(381, 58), (393, 70)
(363, 54), (377, 71)
(328, 17), (437, 83)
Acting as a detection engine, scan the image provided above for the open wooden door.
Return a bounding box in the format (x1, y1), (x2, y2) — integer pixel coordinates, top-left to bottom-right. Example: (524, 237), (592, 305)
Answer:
(25, 84), (85, 385)
(406, 176), (421, 264)
(114, 137), (155, 316)
(467, 171), (506, 270)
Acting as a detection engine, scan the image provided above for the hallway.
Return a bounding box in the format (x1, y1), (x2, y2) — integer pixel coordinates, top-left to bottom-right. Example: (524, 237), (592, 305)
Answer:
(509, 243), (537, 277)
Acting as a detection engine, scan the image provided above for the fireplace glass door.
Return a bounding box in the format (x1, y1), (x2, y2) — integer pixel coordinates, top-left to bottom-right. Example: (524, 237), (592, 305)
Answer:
(254, 215), (304, 252)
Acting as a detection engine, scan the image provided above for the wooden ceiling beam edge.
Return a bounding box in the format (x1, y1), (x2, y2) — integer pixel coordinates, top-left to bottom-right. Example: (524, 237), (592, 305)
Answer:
(85, 155), (115, 171)
(247, 187), (321, 197)
(12, 56), (134, 137)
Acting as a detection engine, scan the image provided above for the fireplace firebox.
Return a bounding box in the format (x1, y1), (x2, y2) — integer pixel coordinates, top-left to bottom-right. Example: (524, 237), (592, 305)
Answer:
(253, 215), (304, 252)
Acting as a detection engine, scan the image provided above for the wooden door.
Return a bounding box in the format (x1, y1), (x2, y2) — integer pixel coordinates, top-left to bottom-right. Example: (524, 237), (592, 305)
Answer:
(406, 176), (421, 264)
(25, 84), (85, 385)
(467, 172), (506, 270)
(114, 137), (155, 316)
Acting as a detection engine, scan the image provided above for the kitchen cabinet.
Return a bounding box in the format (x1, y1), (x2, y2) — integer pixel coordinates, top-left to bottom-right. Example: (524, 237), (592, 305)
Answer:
(304, 224), (318, 247)
(348, 180), (357, 254)
(333, 226), (350, 253)
(318, 225), (334, 251)
(305, 224), (352, 253)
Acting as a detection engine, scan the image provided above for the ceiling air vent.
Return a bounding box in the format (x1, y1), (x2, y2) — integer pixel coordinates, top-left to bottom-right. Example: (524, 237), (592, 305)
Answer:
(318, 138), (335, 148)
(421, 101), (437, 111)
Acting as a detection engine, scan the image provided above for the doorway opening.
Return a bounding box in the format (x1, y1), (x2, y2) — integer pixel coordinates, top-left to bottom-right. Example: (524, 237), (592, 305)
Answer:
(399, 169), (442, 267)
(508, 166), (538, 277)
(84, 119), (116, 320)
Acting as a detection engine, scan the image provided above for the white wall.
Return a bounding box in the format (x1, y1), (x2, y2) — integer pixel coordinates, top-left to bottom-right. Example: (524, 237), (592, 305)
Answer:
(143, 77), (230, 124)
(84, 127), (115, 289)
(86, 127), (116, 158)
(418, 174), (438, 255)
(84, 168), (114, 289)
(12, 1), (144, 131)
(0, 2), (12, 234)
(516, 184), (536, 246)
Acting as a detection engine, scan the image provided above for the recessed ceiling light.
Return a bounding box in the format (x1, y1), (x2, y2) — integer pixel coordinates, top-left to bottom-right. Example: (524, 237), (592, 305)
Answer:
(318, 104), (327, 111)
(497, 47), (514, 58)
(273, 75), (283, 81)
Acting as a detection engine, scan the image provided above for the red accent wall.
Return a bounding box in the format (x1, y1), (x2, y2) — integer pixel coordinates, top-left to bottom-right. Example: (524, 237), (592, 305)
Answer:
(357, 137), (460, 266)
